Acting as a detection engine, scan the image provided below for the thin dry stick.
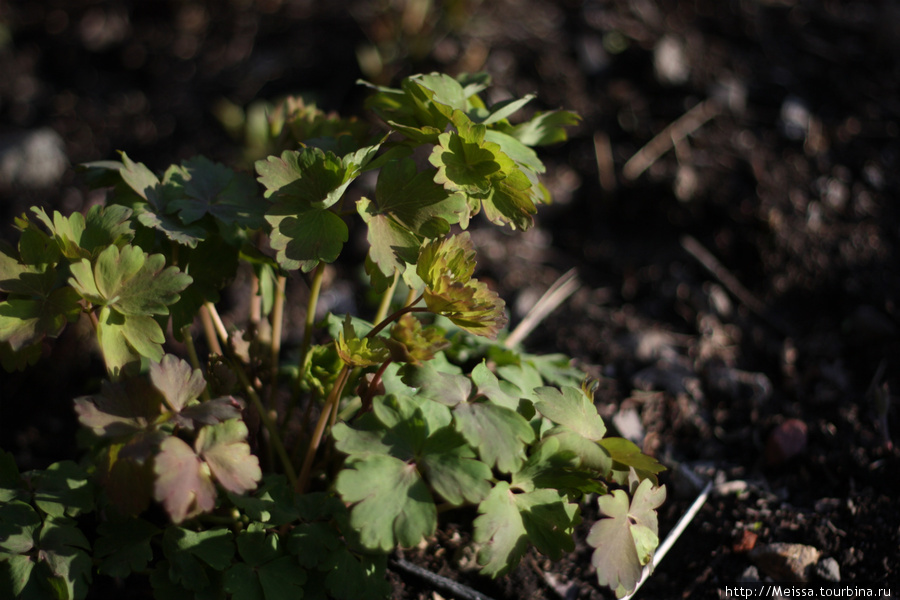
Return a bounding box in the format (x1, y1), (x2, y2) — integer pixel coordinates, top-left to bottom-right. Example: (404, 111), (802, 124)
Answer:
(505, 268), (580, 348)
(204, 301), (230, 346)
(621, 480), (713, 600)
(622, 99), (719, 180)
(594, 130), (617, 192)
(199, 304), (223, 356)
(269, 275), (287, 383)
(680, 235), (789, 335)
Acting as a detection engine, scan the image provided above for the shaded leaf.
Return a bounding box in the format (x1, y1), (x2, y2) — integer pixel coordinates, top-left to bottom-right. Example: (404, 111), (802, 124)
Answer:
(149, 354), (207, 412)
(94, 517), (159, 578)
(168, 156), (264, 228)
(37, 515), (93, 600)
(400, 362), (471, 407)
(30, 461), (93, 518)
(153, 436), (217, 524)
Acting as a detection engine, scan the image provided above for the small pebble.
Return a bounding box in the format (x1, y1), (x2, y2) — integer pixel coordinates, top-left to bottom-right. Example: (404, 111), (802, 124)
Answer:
(765, 418), (808, 466)
(816, 557), (841, 582)
(749, 542), (820, 582)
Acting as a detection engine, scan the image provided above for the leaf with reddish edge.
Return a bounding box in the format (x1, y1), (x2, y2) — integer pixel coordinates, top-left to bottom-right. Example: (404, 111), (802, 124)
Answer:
(153, 436), (216, 524)
(196, 420), (261, 496)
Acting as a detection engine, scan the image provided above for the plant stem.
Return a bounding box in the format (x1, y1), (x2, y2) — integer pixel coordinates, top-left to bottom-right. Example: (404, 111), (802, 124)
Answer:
(181, 325), (211, 401)
(204, 302), (296, 487)
(200, 304), (223, 356)
(373, 270), (400, 325)
(298, 263), (325, 373)
(268, 274), (287, 404)
(296, 364), (350, 493)
(230, 355), (298, 489)
(365, 295), (427, 339)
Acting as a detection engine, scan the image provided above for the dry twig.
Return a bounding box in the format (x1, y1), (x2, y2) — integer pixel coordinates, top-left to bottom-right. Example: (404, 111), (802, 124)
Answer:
(505, 268), (580, 348)
(622, 99), (719, 180)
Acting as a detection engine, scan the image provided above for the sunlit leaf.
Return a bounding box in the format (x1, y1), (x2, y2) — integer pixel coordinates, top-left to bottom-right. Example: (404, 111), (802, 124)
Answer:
(335, 455), (436, 551)
(586, 479), (665, 598)
(534, 386), (606, 441)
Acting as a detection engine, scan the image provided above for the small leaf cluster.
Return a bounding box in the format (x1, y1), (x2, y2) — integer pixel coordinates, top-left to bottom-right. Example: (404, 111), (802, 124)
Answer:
(0, 72), (665, 599)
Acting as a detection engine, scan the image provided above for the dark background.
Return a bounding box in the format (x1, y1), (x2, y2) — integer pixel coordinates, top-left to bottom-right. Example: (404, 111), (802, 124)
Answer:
(1, 0), (898, 596)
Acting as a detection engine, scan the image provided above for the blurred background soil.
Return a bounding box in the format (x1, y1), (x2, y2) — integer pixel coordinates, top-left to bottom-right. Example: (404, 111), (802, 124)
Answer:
(1, 0), (898, 597)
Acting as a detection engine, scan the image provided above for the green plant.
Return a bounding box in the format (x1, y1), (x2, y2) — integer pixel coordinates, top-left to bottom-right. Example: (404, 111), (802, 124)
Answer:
(0, 72), (664, 599)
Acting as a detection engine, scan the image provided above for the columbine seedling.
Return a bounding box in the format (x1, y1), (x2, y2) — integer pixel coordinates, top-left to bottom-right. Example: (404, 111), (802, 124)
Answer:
(0, 72), (664, 600)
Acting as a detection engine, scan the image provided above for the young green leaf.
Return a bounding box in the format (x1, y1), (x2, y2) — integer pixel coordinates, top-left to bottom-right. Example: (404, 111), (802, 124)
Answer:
(599, 437), (666, 485)
(419, 427), (492, 505)
(512, 435), (606, 495)
(0, 451), (25, 504)
(504, 110), (582, 146)
(0, 500), (41, 554)
(335, 454), (436, 551)
(472, 481), (578, 577)
(472, 361), (521, 410)
(227, 476), (299, 526)
(386, 313), (449, 364)
(224, 555), (307, 600)
(533, 386), (606, 441)
(0, 288), (81, 351)
(586, 479), (666, 598)
(400, 362), (471, 407)
(32, 204), (134, 260)
(336, 314), (390, 367)
(452, 400), (534, 474)
(68, 244), (191, 316)
(94, 306), (166, 377)
(265, 203), (348, 272)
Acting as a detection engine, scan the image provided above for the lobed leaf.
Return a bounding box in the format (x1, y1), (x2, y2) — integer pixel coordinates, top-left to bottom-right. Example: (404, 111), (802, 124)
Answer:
(586, 479), (665, 598)
(473, 482), (578, 577)
(167, 156), (264, 228)
(452, 401), (534, 473)
(94, 517), (159, 578)
(600, 437), (666, 485)
(153, 436), (217, 524)
(336, 314), (390, 367)
(335, 455), (436, 551)
(196, 419), (261, 496)
(533, 385), (607, 440)
(162, 526), (234, 591)
(37, 515), (93, 600)
(149, 354), (208, 412)
(386, 313), (449, 364)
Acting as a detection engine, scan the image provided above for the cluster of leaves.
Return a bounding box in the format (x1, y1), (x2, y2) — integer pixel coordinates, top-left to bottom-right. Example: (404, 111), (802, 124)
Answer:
(0, 72), (666, 599)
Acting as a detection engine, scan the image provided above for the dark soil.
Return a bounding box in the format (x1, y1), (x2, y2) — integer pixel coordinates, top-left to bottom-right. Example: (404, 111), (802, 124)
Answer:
(1, 0), (898, 598)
